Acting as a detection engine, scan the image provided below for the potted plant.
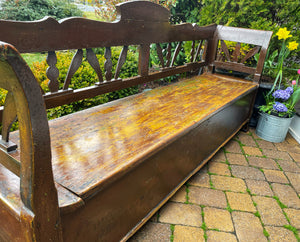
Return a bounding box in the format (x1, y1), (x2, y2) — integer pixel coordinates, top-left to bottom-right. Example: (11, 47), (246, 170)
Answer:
(256, 28), (300, 143)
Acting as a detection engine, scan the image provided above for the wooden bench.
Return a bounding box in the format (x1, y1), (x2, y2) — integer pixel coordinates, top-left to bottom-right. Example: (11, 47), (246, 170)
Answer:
(0, 1), (272, 241)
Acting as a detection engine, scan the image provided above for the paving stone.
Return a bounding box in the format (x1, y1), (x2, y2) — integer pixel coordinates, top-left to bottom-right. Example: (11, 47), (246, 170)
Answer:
(188, 187), (227, 208)
(285, 172), (300, 194)
(231, 165), (265, 180)
(203, 207), (234, 232)
(208, 161), (231, 176)
(224, 140), (242, 154)
(250, 129), (261, 140)
(277, 159), (300, 172)
(264, 169), (289, 183)
(290, 152), (300, 162)
(226, 192), (256, 212)
(272, 183), (300, 209)
(159, 202), (202, 227)
(243, 146), (263, 156)
(256, 139), (276, 150)
(284, 208), (300, 229)
(170, 186), (187, 203)
(248, 156), (279, 170)
(188, 173), (210, 188)
(262, 149), (292, 161)
(265, 226), (297, 242)
(211, 175), (247, 192)
(275, 142), (300, 153)
(173, 225), (204, 242)
(225, 153), (248, 166)
(206, 231), (237, 242)
(245, 179), (273, 196)
(253, 196), (288, 226)
(232, 211), (267, 242)
(129, 222), (171, 242)
(237, 133), (257, 147)
(211, 150), (226, 162)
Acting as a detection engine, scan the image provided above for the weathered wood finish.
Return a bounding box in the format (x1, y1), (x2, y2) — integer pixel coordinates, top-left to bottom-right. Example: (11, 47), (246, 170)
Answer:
(0, 1), (272, 241)
(8, 74), (257, 241)
(0, 43), (62, 240)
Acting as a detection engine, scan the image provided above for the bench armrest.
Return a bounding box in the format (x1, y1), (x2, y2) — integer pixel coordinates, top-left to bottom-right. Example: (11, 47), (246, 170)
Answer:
(0, 41), (62, 239)
(206, 25), (273, 83)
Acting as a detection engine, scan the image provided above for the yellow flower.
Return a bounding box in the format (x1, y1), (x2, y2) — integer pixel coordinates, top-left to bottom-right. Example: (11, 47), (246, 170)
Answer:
(276, 27), (292, 40)
(287, 41), (299, 51)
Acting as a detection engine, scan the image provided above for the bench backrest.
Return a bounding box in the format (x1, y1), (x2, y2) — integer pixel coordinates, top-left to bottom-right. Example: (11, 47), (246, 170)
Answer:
(0, 1), (272, 112)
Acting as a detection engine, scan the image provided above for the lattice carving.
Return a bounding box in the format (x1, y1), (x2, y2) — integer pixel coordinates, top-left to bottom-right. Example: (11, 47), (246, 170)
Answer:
(218, 40), (261, 64)
(46, 51), (59, 92)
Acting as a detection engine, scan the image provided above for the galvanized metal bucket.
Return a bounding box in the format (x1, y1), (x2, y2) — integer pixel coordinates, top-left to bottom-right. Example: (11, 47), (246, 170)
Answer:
(256, 112), (293, 143)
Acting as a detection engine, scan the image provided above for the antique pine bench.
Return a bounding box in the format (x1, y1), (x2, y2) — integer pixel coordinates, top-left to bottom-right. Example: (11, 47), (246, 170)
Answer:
(0, 1), (272, 241)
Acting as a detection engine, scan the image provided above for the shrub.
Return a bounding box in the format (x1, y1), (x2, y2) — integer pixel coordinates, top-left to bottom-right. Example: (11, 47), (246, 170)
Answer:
(30, 48), (139, 119)
(0, 0), (83, 21)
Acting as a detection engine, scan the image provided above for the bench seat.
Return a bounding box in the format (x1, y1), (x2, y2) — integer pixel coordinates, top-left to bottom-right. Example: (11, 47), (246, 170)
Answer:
(4, 73), (258, 240)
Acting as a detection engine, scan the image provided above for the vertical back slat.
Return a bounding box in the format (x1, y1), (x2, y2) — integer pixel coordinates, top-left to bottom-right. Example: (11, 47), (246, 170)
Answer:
(138, 44), (150, 76)
(232, 42), (241, 62)
(170, 42), (182, 67)
(114, 46), (128, 80)
(220, 40), (231, 62)
(104, 47), (113, 81)
(165, 43), (172, 67)
(86, 48), (104, 83)
(0, 92), (17, 152)
(46, 51), (59, 92)
(194, 40), (203, 62)
(190, 41), (195, 63)
(63, 49), (83, 90)
(156, 43), (165, 68)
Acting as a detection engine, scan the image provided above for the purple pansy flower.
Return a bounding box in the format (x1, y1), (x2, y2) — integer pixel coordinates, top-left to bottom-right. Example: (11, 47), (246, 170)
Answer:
(272, 89), (290, 101)
(285, 86), (294, 95)
(273, 102), (288, 112)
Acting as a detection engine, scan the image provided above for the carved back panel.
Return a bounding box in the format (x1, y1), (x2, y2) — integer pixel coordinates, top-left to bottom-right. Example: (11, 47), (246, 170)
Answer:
(207, 25), (272, 82)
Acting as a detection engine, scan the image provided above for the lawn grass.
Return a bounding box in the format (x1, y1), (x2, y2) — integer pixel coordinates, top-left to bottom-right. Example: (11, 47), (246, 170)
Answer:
(83, 11), (102, 21)
(21, 53), (47, 67)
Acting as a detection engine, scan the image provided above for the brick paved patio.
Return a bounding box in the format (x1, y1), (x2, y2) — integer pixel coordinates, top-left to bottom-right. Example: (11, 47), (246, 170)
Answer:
(129, 128), (300, 242)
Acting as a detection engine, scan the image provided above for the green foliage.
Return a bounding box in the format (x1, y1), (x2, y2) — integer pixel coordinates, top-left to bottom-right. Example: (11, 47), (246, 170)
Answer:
(29, 48), (139, 119)
(198, 0), (300, 35)
(94, 0), (176, 21)
(170, 0), (202, 23)
(0, 0), (83, 21)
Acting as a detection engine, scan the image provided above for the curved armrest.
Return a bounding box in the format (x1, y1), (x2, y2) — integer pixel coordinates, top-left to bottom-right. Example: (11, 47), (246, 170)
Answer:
(0, 41), (62, 240)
